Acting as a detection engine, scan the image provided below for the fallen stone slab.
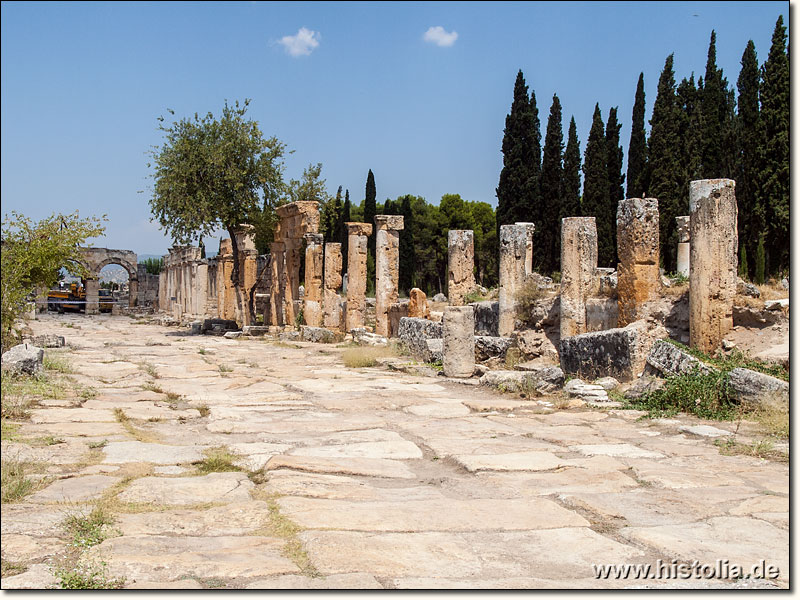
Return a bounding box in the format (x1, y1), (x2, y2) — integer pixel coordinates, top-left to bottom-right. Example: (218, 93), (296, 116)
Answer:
(116, 472), (254, 505)
(103, 441), (204, 465)
(479, 367), (564, 396)
(644, 339), (713, 377)
(452, 451), (565, 473)
(1, 344), (44, 375)
(266, 455), (417, 479)
(301, 326), (340, 343)
(764, 298), (789, 311)
(350, 328), (389, 347)
(223, 331), (242, 339)
(88, 535), (298, 582)
(26, 334), (66, 348)
(28, 474), (120, 504)
(201, 318), (239, 333)
(727, 368), (789, 408)
(559, 321), (652, 382)
(241, 325), (270, 336)
(397, 317), (442, 361)
(474, 336), (512, 362)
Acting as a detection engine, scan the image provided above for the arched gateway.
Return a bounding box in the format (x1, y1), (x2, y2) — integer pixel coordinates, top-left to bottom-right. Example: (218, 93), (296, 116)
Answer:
(79, 248), (138, 313)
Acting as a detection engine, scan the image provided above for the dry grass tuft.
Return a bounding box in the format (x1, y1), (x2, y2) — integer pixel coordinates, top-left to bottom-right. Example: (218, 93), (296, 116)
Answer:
(342, 346), (397, 368)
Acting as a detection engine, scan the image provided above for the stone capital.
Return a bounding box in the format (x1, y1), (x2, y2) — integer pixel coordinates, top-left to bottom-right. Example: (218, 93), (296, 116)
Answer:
(346, 222), (373, 237)
(374, 215), (405, 231)
(304, 233), (324, 245)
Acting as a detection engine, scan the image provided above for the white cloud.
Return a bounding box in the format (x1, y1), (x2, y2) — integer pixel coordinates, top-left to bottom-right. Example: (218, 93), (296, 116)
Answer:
(277, 27), (320, 57)
(423, 26), (458, 47)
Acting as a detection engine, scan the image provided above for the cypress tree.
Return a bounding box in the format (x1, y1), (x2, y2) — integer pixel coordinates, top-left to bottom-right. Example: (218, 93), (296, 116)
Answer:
(700, 31), (725, 178)
(626, 73), (648, 198)
(562, 117), (582, 221)
(736, 40), (762, 276)
(677, 75), (702, 209)
(605, 107), (624, 266)
(582, 104), (612, 266)
(754, 236), (766, 285)
(760, 15), (789, 275)
(364, 169), (377, 286)
(399, 195), (415, 293)
(526, 88), (543, 228)
(496, 71), (537, 234)
(340, 189), (351, 263)
(648, 54), (683, 271)
(539, 94), (564, 274)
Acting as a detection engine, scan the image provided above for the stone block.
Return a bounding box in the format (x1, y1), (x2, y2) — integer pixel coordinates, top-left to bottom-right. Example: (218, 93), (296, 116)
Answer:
(471, 301), (499, 336)
(479, 367), (564, 396)
(1, 344), (44, 375)
(26, 335), (65, 348)
(617, 198), (660, 327)
(560, 217), (598, 340)
(585, 298), (618, 332)
(242, 326), (270, 336)
(202, 318), (239, 333)
(346, 222), (373, 237)
(350, 328), (389, 347)
(498, 224), (529, 337)
(447, 230), (476, 306)
(408, 288), (430, 319)
(727, 368), (789, 409)
(398, 317), (442, 361)
(644, 339), (713, 378)
(388, 302), (409, 338)
(442, 306), (475, 378)
(559, 321), (652, 382)
(301, 327), (339, 344)
(474, 336), (512, 362)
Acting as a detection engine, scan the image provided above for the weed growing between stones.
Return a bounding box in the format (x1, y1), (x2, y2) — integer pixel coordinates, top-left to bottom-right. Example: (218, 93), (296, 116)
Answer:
(43, 352), (73, 373)
(625, 367), (736, 420)
(255, 491), (320, 578)
(141, 382), (165, 394)
(342, 346), (397, 368)
(514, 280), (547, 327)
(1, 558), (26, 578)
(196, 404), (210, 417)
(53, 559), (125, 589)
(194, 446), (243, 473)
(138, 362), (160, 379)
(61, 504), (117, 549)
(714, 436), (788, 463)
(113, 408), (159, 443)
(1, 372), (63, 418)
(663, 338), (788, 381)
(1, 456), (45, 503)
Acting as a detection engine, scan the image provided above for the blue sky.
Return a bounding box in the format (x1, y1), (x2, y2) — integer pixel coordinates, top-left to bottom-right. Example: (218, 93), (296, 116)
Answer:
(1, 1), (790, 256)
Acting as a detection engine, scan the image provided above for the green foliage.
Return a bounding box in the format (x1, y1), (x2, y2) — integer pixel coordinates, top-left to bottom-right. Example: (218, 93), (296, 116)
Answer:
(1, 457), (40, 503)
(626, 73), (648, 198)
(539, 94), (563, 274)
(55, 560), (125, 590)
(664, 338), (787, 382)
(581, 104), (611, 265)
(754, 235), (766, 285)
(140, 257), (163, 275)
(1, 211), (105, 349)
(561, 117), (581, 221)
(514, 279), (545, 327)
(288, 163), (330, 206)
(195, 446), (243, 473)
(364, 169), (377, 284)
(738, 244), (748, 280)
(627, 367), (736, 420)
(700, 30), (735, 180)
(604, 106), (624, 266)
(62, 505), (116, 548)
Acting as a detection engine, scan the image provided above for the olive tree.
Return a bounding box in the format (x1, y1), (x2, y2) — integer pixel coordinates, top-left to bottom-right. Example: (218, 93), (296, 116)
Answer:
(148, 99), (286, 322)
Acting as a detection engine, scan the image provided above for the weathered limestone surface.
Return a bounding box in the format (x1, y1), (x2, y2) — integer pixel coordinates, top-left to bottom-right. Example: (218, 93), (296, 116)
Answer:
(447, 230), (476, 306)
(644, 340), (713, 378)
(479, 367), (564, 395)
(1, 344), (44, 375)
(323, 243), (343, 330)
(79, 247), (139, 312)
(559, 321), (652, 382)
(407, 289), (430, 319)
(388, 302), (409, 338)
(374, 216), (404, 336)
(689, 179), (737, 353)
(474, 336), (512, 362)
(560, 218), (598, 340)
(617, 198), (660, 327)
(727, 368), (789, 408)
(398, 317), (442, 362)
(498, 224), (529, 337)
(346, 222), (373, 331)
(472, 301), (499, 336)
(676, 216), (690, 277)
(442, 306), (475, 378)
(303, 233), (324, 327)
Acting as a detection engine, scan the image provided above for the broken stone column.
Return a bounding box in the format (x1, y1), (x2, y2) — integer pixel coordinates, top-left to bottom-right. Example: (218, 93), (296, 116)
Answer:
(498, 224), (529, 337)
(84, 278), (100, 315)
(447, 230), (476, 306)
(408, 288), (430, 319)
(442, 305), (475, 378)
(345, 222), (373, 331)
(269, 242), (285, 326)
(323, 243), (343, 330)
(517, 222), (536, 275)
(676, 216), (690, 277)
(689, 179), (737, 353)
(616, 198), (660, 327)
(560, 217), (598, 340)
(374, 215), (404, 337)
(303, 233), (324, 327)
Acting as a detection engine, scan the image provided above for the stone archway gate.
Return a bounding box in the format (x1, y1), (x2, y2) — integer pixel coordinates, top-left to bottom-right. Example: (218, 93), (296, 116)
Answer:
(79, 248), (138, 314)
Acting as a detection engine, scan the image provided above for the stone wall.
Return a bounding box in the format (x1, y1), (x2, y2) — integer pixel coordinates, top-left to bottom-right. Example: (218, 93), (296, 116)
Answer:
(136, 264), (160, 309)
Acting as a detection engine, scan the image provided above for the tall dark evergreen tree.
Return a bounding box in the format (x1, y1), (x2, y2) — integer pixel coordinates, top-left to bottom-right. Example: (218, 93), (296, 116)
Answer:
(626, 73), (648, 198)
(699, 30), (736, 179)
(736, 40), (762, 277)
(539, 94), (564, 274)
(340, 189), (351, 265)
(398, 195), (415, 293)
(605, 107), (625, 266)
(526, 88), (543, 228)
(760, 15), (789, 275)
(364, 169), (377, 286)
(647, 54), (683, 271)
(562, 117), (582, 223)
(677, 74), (702, 207)
(582, 104), (612, 266)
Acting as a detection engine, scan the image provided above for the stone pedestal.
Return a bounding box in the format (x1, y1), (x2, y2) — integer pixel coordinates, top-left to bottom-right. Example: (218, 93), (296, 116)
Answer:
(498, 224), (530, 337)
(676, 216), (690, 277)
(617, 198), (660, 327)
(442, 305), (475, 378)
(85, 278), (100, 315)
(346, 222), (373, 331)
(689, 179), (737, 353)
(447, 230), (476, 306)
(560, 217), (598, 340)
(303, 233), (324, 327)
(323, 243), (343, 330)
(374, 215), (404, 336)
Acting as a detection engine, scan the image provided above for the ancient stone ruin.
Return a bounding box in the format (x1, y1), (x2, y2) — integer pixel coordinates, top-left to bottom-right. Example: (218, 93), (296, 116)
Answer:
(676, 215), (690, 277)
(447, 230), (476, 306)
(616, 198), (660, 327)
(559, 217), (597, 340)
(323, 242), (344, 330)
(374, 215), (404, 336)
(345, 221), (372, 331)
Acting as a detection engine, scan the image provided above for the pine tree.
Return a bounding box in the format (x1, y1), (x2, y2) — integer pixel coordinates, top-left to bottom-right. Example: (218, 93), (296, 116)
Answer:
(605, 107), (625, 266)
(648, 54), (683, 271)
(582, 104), (612, 266)
(626, 73), (648, 198)
(760, 15), (789, 275)
(562, 117), (582, 221)
(736, 40), (762, 276)
(496, 71), (537, 234)
(364, 169), (377, 286)
(539, 94), (564, 274)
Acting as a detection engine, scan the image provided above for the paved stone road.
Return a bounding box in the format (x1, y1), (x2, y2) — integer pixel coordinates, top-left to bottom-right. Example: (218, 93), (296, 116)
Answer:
(1, 314), (789, 589)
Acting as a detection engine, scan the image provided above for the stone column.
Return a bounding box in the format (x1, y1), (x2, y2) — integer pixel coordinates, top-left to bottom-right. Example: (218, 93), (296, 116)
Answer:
(283, 239), (302, 326)
(128, 277), (139, 308)
(345, 222), (373, 331)
(374, 215), (404, 337)
(676, 216), (690, 277)
(442, 305), (475, 378)
(85, 278), (100, 315)
(560, 217), (598, 340)
(689, 179), (737, 353)
(323, 243), (343, 329)
(498, 224), (529, 337)
(517, 222), (536, 275)
(195, 262), (208, 316)
(447, 230), (475, 306)
(303, 233), (324, 327)
(616, 198), (660, 327)
(269, 242), (285, 326)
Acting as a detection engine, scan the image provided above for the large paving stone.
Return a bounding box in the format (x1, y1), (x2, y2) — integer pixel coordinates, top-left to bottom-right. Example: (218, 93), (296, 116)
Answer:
(103, 441), (205, 465)
(288, 440), (422, 460)
(28, 474), (120, 503)
(405, 403), (471, 418)
(0, 563), (59, 590)
(1, 504), (69, 536)
(88, 535), (299, 582)
(452, 451), (565, 473)
(245, 573), (383, 589)
(1, 533), (65, 563)
(278, 496), (587, 531)
(30, 408), (117, 424)
(116, 472), (254, 505)
(266, 456), (416, 479)
(115, 501), (272, 536)
(265, 470), (443, 501)
(571, 444), (665, 459)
